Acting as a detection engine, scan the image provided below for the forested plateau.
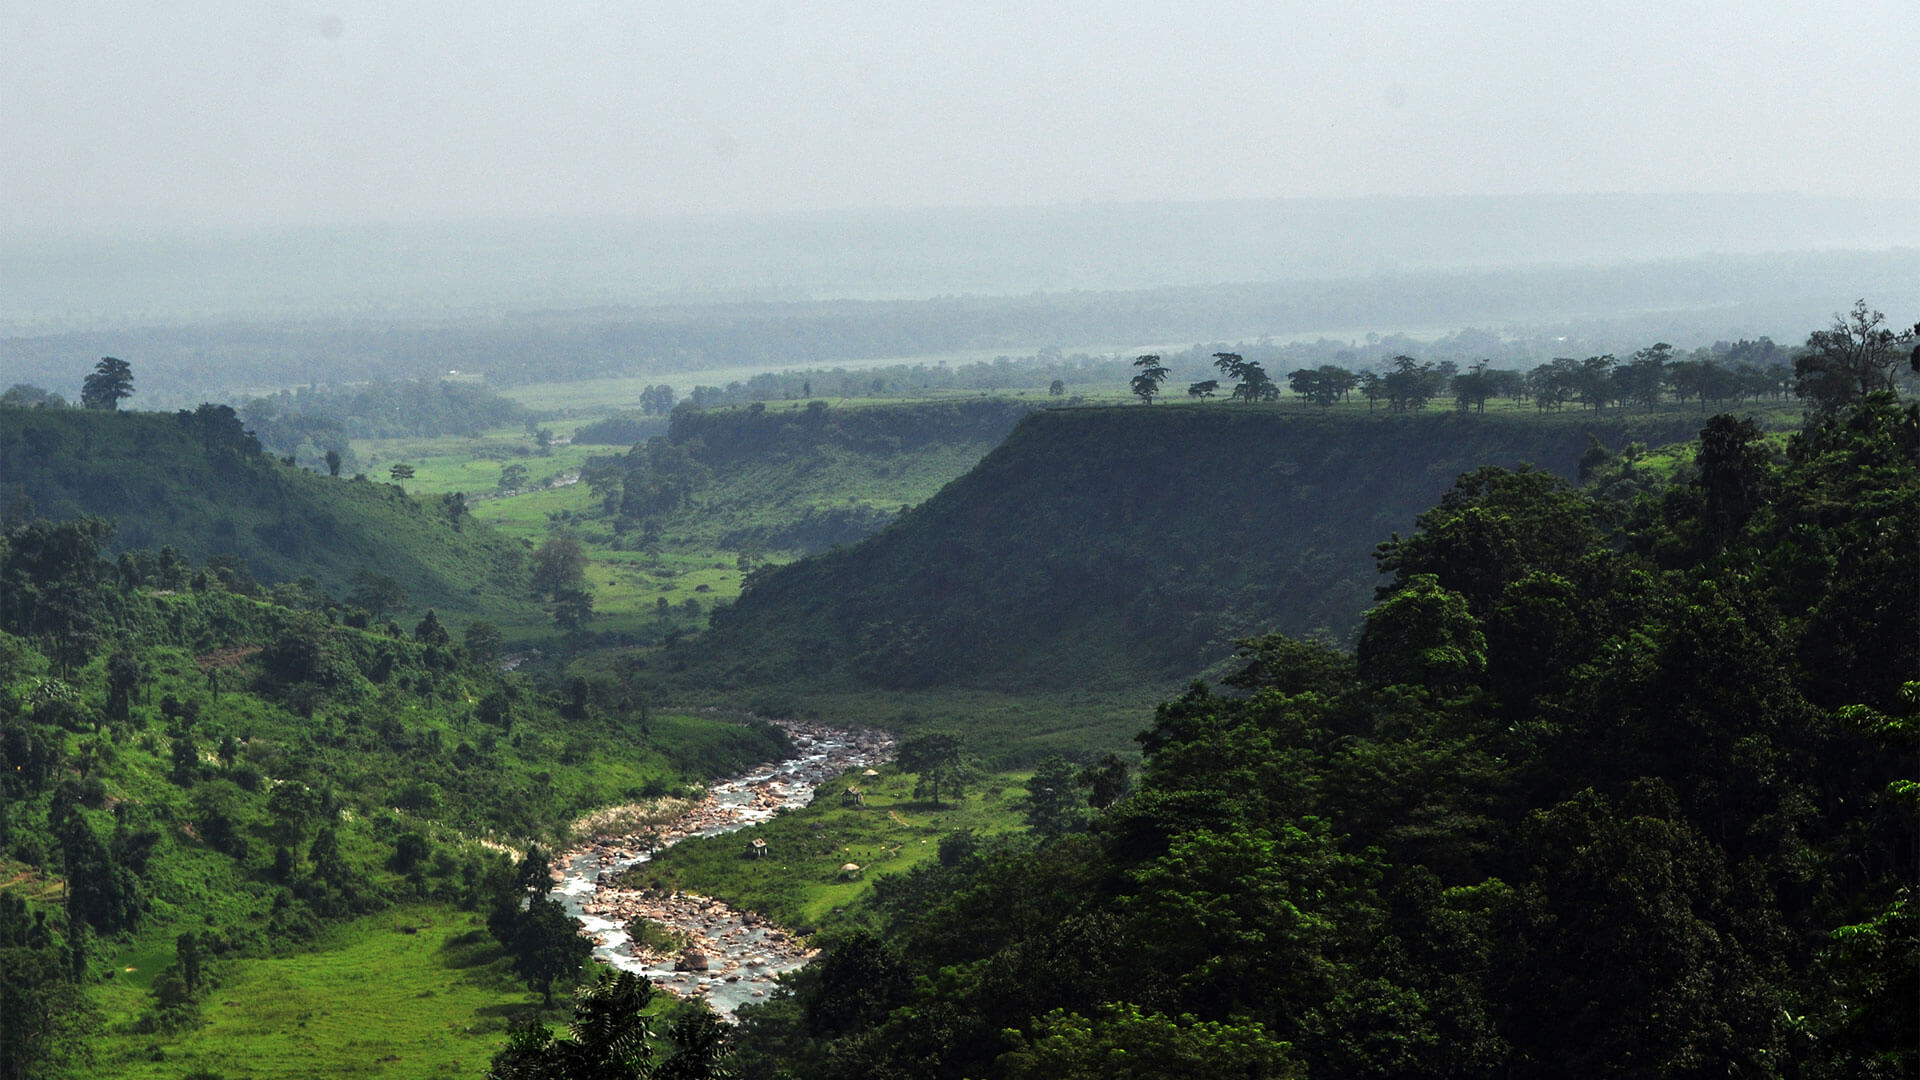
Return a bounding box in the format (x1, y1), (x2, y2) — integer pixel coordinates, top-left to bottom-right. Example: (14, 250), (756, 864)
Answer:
(683, 405), (1744, 699)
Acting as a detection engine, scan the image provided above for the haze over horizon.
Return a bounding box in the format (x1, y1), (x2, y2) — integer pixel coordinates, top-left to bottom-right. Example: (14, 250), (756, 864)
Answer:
(7, 2), (1917, 232)
(5, 3), (1916, 328)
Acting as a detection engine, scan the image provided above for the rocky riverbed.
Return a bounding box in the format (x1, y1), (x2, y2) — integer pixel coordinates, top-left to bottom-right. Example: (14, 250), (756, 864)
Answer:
(547, 720), (894, 1017)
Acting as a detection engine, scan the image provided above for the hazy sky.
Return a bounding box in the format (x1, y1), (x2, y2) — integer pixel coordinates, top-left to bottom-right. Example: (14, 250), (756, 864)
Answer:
(5, 1), (1916, 231)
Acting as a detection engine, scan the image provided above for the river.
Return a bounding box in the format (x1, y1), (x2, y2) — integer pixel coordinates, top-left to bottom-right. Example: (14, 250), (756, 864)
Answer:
(546, 721), (894, 1017)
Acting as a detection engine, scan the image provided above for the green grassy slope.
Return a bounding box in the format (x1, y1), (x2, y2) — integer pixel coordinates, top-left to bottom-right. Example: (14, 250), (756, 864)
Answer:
(682, 403), (1776, 699)
(0, 405), (530, 621)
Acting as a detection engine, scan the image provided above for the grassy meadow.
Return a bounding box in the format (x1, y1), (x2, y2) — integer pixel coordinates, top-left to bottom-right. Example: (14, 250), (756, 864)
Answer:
(91, 906), (591, 1080)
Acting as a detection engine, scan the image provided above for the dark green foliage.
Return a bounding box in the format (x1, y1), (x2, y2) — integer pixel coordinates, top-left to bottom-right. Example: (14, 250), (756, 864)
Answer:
(80, 356), (134, 411)
(486, 969), (730, 1080)
(242, 378), (531, 446)
(1074, 752), (1132, 811)
(894, 732), (971, 807)
(500, 897), (593, 1008)
(1794, 300), (1915, 413)
(0, 406), (531, 620)
(1355, 574), (1486, 693)
(465, 619), (505, 667)
(1128, 354), (1169, 404)
(729, 399), (1916, 1079)
(531, 537), (589, 601)
(1021, 755), (1081, 837)
(0, 917), (95, 1080)
(690, 407), (1717, 694)
(1003, 1003), (1300, 1079)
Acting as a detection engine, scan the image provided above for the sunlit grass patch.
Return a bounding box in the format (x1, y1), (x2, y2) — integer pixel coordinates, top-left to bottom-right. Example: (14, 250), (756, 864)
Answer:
(96, 906), (543, 1080)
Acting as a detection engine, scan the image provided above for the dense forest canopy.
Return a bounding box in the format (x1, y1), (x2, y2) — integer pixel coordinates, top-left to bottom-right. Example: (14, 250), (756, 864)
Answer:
(721, 393), (1918, 1079)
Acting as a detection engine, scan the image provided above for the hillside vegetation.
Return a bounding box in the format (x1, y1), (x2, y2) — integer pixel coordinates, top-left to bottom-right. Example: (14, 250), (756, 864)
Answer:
(0, 519), (783, 1075)
(682, 404), (1753, 699)
(0, 405), (531, 623)
(723, 394), (1918, 1080)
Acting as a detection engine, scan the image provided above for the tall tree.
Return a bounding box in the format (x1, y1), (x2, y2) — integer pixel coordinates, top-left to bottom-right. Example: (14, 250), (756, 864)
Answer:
(1218, 353), (1277, 403)
(1130, 355), (1170, 405)
(80, 357), (134, 411)
(531, 537), (590, 600)
(1795, 299), (1915, 411)
(348, 570), (408, 620)
(896, 732), (971, 807)
(1022, 755), (1082, 837)
(508, 897), (592, 1008)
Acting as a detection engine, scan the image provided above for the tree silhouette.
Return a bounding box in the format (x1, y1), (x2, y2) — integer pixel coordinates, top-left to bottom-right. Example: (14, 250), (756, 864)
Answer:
(80, 357), (134, 410)
(1795, 299), (1914, 411)
(1130, 355), (1169, 404)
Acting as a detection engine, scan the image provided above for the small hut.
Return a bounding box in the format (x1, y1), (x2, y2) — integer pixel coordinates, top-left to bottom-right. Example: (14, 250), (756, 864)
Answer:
(745, 836), (769, 859)
(838, 862), (863, 881)
(841, 785), (865, 808)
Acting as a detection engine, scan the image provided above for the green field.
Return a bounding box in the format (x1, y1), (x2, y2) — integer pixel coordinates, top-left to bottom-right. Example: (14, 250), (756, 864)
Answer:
(92, 906), (575, 1080)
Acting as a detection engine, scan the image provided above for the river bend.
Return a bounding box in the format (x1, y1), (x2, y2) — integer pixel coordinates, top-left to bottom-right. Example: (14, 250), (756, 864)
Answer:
(547, 721), (893, 1017)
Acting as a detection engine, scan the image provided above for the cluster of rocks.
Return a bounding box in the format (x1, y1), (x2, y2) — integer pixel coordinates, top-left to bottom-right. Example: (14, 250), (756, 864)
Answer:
(546, 718), (895, 1016)
(582, 888), (814, 989)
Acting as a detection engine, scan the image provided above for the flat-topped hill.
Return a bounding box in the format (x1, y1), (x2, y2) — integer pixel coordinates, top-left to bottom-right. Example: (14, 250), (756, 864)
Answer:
(685, 404), (1743, 693)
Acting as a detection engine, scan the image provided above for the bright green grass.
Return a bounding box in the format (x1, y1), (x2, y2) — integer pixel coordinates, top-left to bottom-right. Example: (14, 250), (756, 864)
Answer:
(356, 431), (602, 499)
(625, 764), (1029, 935)
(95, 906), (550, 1080)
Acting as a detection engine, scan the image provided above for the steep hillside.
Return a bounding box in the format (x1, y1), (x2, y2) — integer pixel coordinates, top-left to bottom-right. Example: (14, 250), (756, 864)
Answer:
(599, 397), (1034, 554)
(0, 516), (787, 1075)
(687, 404), (1740, 693)
(0, 405), (530, 620)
